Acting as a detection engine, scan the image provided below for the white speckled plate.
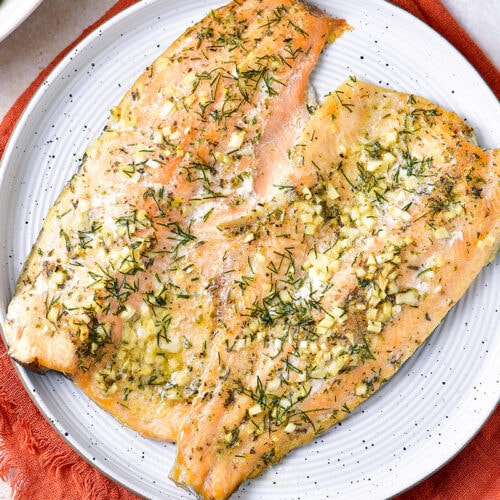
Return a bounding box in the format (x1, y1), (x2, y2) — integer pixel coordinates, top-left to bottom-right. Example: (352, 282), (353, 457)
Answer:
(0, 0), (499, 498)
(0, 0), (44, 42)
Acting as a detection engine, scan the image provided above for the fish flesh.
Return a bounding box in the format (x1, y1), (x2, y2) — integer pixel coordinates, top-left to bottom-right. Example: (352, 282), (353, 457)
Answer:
(170, 78), (500, 498)
(2, 0), (349, 441)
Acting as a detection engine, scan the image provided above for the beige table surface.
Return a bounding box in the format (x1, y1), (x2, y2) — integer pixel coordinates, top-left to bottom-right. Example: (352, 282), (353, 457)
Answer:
(0, 0), (498, 498)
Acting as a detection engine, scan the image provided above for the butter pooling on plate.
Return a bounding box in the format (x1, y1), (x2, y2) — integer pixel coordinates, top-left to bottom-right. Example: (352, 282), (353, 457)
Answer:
(2, 0), (500, 498)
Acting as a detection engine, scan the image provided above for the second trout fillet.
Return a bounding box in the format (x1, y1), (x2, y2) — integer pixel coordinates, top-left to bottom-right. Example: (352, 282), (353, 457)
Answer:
(3, 0), (349, 441)
(170, 79), (500, 499)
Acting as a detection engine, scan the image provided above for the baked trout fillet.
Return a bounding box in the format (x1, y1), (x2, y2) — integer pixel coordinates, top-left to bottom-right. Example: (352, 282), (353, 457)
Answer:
(170, 79), (500, 499)
(2, 0), (348, 440)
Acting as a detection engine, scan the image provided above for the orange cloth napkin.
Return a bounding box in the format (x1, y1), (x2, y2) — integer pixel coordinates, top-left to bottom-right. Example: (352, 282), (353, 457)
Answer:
(0, 1), (498, 499)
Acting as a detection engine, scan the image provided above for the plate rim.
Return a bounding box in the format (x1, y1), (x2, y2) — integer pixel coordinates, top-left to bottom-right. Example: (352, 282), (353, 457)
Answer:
(0, 0), (45, 43)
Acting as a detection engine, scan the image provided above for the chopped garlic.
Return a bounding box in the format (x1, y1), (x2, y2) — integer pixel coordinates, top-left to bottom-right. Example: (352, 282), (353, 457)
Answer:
(326, 183), (340, 200)
(228, 130), (246, 150)
(248, 404), (262, 416)
(159, 100), (175, 119)
(355, 382), (368, 396)
(395, 289), (419, 306)
(477, 233), (496, 249)
(434, 227), (450, 240)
